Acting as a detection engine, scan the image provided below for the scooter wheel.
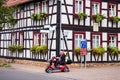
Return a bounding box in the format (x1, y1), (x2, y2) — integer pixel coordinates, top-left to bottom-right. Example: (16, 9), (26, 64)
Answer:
(45, 68), (53, 73)
(63, 67), (69, 72)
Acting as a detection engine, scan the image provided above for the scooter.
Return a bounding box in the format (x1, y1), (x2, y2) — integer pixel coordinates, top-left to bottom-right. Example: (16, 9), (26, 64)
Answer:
(45, 58), (69, 73)
(45, 64), (69, 73)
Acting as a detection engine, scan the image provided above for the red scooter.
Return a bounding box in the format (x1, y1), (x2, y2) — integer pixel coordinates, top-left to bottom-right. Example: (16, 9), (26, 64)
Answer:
(45, 57), (69, 73)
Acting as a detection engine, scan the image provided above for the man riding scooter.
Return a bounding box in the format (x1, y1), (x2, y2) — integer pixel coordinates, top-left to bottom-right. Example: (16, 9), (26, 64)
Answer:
(45, 51), (69, 73)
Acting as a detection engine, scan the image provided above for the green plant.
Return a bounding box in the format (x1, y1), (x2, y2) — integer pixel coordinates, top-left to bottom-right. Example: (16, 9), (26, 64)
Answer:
(40, 45), (47, 53)
(91, 14), (105, 23)
(107, 46), (119, 55)
(92, 46), (105, 55)
(35, 46), (41, 54)
(30, 45), (39, 53)
(31, 12), (47, 20)
(8, 45), (17, 52)
(30, 13), (38, 20)
(109, 16), (120, 23)
(77, 12), (87, 20)
(74, 47), (80, 54)
(16, 45), (24, 52)
(8, 16), (17, 25)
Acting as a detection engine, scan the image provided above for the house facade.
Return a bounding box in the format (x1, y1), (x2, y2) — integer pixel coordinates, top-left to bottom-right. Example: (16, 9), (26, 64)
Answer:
(1, 0), (120, 62)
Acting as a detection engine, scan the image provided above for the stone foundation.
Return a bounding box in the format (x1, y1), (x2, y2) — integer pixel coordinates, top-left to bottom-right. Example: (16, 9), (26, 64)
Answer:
(0, 58), (120, 68)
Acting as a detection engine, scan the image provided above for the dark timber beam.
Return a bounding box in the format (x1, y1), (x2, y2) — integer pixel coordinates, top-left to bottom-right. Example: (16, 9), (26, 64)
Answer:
(56, 0), (61, 56)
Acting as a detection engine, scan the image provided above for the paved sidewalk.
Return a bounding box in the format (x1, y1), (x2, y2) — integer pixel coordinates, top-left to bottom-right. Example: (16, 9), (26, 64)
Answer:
(11, 63), (120, 80)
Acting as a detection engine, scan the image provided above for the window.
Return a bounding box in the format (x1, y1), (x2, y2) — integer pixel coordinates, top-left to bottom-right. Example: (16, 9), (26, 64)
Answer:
(35, 2), (40, 14)
(75, 0), (82, 13)
(20, 7), (24, 18)
(19, 32), (24, 46)
(92, 2), (99, 14)
(74, 32), (85, 48)
(33, 32), (47, 46)
(108, 2), (118, 17)
(108, 34), (118, 47)
(11, 33), (17, 45)
(41, 33), (47, 45)
(92, 33), (102, 48)
(42, 1), (47, 13)
(92, 35), (100, 48)
(91, 0), (101, 15)
(33, 32), (40, 45)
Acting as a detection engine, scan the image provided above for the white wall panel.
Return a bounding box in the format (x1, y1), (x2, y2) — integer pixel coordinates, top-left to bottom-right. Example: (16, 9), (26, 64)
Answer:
(102, 2), (107, 9)
(102, 19), (107, 27)
(86, 32), (90, 40)
(86, 0), (90, 7)
(102, 33), (107, 41)
(85, 17), (90, 26)
(62, 15), (68, 24)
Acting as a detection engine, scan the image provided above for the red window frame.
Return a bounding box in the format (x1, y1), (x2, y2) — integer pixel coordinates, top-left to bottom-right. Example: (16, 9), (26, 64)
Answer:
(73, 0), (85, 15)
(108, 2), (118, 17)
(19, 32), (24, 46)
(73, 32), (86, 50)
(91, 33), (102, 49)
(90, 0), (102, 16)
(108, 34), (118, 47)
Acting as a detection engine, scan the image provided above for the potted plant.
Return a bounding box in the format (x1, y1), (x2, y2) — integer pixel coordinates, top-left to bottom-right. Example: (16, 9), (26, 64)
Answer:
(74, 12), (87, 20)
(8, 45), (17, 52)
(109, 16), (120, 23)
(16, 45), (24, 52)
(92, 46), (105, 61)
(91, 14), (105, 23)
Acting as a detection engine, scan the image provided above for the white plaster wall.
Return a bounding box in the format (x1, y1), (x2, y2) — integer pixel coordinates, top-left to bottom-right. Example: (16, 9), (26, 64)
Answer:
(65, 0), (73, 5)
(86, 32), (90, 40)
(62, 15), (68, 24)
(86, 0), (90, 7)
(51, 15), (57, 24)
(102, 42), (107, 51)
(102, 33), (107, 41)
(51, 40), (56, 49)
(101, 19), (107, 27)
(118, 4), (120, 10)
(85, 17), (90, 26)
(86, 8), (90, 16)
(102, 2), (107, 9)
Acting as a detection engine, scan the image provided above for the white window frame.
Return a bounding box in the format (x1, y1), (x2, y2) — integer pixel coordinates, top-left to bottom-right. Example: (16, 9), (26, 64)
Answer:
(92, 2), (100, 14)
(109, 36), (116, 47)
(34, 33), (39, 45)
(35, 2), (40, 14)
(92, 35), (100, 48)
(75, 0), (83, 13)
(12, 33), (17, 45)
(19, 33), (24, 46)
(74, 34), (84, 48)
(109, 4), (116, 17)
(42, 1), (47, 13)
(41, 33), (47, 45)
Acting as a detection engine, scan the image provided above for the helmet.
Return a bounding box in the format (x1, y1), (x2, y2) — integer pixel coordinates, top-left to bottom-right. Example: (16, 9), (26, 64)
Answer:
(60, 51), (65, 56)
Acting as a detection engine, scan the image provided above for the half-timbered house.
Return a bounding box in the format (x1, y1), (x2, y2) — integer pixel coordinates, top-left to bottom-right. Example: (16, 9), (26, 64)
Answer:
(1, 0), (120, 62)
